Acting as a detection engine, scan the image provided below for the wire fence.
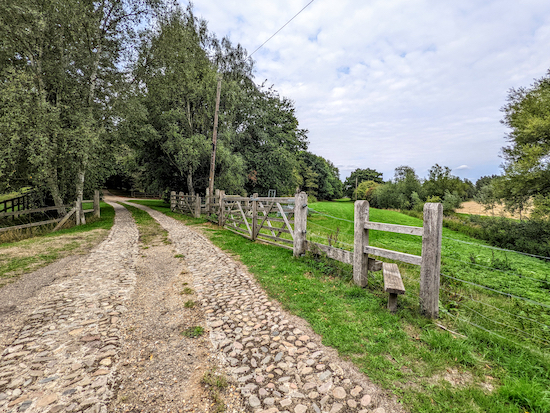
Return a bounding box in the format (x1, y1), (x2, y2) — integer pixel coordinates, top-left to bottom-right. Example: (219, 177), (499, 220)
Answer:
(442, 235), (550, 261)
(305, 206), (550, 353)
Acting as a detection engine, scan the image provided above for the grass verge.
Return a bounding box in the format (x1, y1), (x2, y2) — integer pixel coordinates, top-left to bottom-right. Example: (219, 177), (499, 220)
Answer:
(120, 202), (170, 247)
(0, 203), (115, 287)
(133, 199), (550, 413)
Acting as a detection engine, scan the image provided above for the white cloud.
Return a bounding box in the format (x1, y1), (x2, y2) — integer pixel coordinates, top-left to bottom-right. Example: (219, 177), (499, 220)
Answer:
(189, 0), (550, 182)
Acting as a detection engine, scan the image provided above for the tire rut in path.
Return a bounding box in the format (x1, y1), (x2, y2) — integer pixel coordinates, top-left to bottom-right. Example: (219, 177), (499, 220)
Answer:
(130, 204), (405, 413)
(0, 202), (139, 413)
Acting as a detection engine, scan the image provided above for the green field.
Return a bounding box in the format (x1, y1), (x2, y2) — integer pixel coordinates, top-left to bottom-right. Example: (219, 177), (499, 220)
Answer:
(137, 199), (550, 413)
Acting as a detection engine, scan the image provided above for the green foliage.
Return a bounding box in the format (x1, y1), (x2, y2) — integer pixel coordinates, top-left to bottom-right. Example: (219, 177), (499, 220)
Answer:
(0, 0), (152, 206)
(500, 71), (550, 201)
(423, 164), (473, 201)
(371, 166), (422, 209)
(343, 168), (383, 198)
(355, 180), (379, 201)
(442, 190), (463, 215)
(294, 151), (343, 200)
(474, 181), (501, 215)
(180, 326), (204, 338)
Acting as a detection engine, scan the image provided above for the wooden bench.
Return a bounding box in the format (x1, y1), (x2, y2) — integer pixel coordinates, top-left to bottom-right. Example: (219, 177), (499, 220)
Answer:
(383, 263), (406, 313)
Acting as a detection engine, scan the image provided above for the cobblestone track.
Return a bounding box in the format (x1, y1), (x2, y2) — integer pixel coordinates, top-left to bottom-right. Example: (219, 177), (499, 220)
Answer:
(129, 204), (404, 413)
(0, 203), (139, 413)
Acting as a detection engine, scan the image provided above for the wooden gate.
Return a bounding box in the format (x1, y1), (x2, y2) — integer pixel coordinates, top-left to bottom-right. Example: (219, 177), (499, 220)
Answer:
(222, 195), (296, 250)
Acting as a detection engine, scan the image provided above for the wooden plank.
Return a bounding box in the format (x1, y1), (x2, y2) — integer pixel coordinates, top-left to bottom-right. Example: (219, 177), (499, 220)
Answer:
(354, 201), (369, 287)
(383, 263), (406, 295)
(260, 226), (292, 235)
(252, 195), (258, 240)
(257, 216), (294, 224)
(52, 207), (76, 232)
(256, 238), (294, 251)
(236, 202), (252, 236)
(0, 205), (68, 218)
(257, 201), (277, 237)
(278, 202), (295, 241)
(364, 246), (422, 266)
(364, 222), (423, 236)
(257, 233), (293, 245)
(420, 203), (443, 318)
(307, 242), (352, 264)
(226, 217), (247, 227)
(0, 218), (62, 233)
(227, 225), (252, 238)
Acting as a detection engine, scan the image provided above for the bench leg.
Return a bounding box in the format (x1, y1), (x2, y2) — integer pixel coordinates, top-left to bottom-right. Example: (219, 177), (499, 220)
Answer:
(388, 293), (398, 313)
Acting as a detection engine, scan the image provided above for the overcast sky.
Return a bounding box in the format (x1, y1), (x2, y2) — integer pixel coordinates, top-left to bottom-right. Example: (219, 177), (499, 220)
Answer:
(190, 0), (550, 182)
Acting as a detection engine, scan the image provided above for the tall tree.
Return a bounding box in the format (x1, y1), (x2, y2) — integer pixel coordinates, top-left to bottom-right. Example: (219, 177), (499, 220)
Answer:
(0, 0), (152, 214)
(500, 71), (550, 215)
(343, 168), (383, 198)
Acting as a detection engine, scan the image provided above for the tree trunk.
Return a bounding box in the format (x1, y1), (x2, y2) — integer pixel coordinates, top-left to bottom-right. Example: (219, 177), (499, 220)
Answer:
(76, 168), (86, 225)
(187, 168), (195, 196)
(46, 170), (66, 216)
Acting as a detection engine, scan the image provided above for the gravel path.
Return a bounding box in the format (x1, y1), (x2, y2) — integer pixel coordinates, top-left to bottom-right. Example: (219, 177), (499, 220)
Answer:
(0, 202), (139, 413)
(128, 203), (405, 413)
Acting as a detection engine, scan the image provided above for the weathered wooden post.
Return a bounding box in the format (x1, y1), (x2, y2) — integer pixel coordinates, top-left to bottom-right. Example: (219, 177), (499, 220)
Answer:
(170, 191), (176, 211)
(353, 200), (370, 287)
(194, 194), (201, 218)
(218, 190), (225, 227)
(94, 190), (100, 218)
(251, 193), (258, 240)
(178, 192), (184, 212)
(420, 203), (443, 318)
(293, 192), (308, 257)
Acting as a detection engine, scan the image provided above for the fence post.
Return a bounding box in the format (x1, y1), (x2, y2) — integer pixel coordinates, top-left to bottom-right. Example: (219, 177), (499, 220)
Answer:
(178, 191), (184, 212)
(94, 190), (100, 218)
(251, 193), (258, 240)
(75, 198), (81, 226)
(195, 194), (201, 218)
(170, 191), (176, 211)
(353, 200), (369, 287)
(293, 191), (308, 257)
(218, 190), (225, 227)
(420, 203), (443, 318)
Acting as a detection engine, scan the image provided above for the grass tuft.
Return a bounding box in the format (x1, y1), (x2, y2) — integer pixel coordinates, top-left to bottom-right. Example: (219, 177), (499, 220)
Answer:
(181, 326), (204, 338)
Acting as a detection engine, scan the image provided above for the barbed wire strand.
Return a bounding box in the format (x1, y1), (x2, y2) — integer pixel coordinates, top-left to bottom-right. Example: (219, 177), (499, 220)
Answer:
(441, 273), (550, 309)
(442, 236), (550, 261)
(442, 256), (550, 285)
(440, 287), (550, 330)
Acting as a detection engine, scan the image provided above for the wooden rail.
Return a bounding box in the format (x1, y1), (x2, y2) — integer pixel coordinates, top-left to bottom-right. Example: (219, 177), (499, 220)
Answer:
(354, 201), (443, 318)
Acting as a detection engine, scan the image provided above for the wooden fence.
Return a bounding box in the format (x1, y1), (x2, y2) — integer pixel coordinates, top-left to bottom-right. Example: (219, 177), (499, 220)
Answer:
(0, 190), (101, 233)
(0, 191), (39, 216)
(170, 190), (443, 318)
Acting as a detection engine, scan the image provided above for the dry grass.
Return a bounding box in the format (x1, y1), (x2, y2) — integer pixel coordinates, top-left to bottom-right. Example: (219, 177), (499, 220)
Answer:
(0, 228), (108, 287)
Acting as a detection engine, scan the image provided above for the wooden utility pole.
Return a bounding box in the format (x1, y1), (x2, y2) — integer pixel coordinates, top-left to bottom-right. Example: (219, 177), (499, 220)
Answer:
(208, 77), (222, 212)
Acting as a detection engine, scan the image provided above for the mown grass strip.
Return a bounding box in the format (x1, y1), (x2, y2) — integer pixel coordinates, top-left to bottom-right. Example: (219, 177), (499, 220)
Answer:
(134, 199), (550, 413)
(121, 202), (170, 246)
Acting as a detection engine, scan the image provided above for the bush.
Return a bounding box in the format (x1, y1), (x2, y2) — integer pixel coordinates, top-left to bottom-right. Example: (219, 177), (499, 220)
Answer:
(444, 214), (550, 257)
(442, 190), (462, 215)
